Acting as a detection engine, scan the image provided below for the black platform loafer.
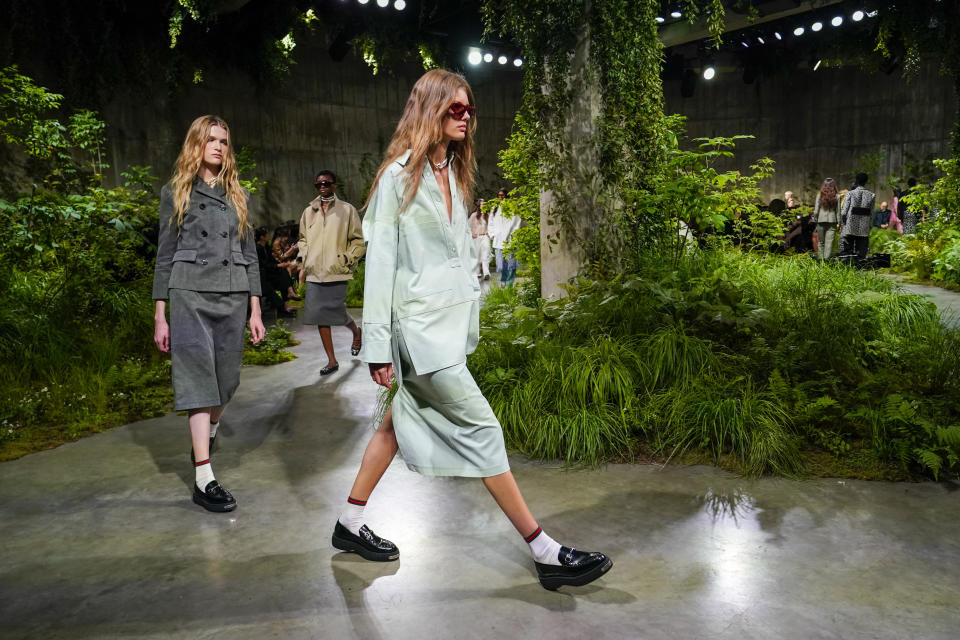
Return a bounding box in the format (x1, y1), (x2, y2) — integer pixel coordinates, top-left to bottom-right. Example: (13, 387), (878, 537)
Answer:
(331, 522), (399, 562)
(192, 480), (237, 513)
(319, 364), (340, 376)
(189, 435), (216, 463)
(535, 546), (613, 591)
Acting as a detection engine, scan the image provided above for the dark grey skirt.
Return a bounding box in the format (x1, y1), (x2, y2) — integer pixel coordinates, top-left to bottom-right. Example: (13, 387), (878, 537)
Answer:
(168, 289), (248, 411)
(302, 281), (351, 326)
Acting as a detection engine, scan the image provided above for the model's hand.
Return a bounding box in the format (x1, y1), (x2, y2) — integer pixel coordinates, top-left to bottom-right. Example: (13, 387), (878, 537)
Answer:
(369, 362), (394, 388)
(154, 318), (170, 352)
(248, 304), (265, 344)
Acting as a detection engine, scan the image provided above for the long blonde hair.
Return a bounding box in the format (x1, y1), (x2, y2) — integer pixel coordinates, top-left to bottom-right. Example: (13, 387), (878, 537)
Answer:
(364, 69), (477, 212)
(169, 115), (250, 235)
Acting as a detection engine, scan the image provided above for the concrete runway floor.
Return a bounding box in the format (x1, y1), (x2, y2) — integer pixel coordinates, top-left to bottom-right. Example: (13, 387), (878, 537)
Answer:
(1, 313), (959, 640)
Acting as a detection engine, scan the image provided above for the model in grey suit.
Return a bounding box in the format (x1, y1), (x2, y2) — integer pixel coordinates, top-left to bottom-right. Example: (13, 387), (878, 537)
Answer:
(840, 173), (876, 259)
(153, 115), (265, 514)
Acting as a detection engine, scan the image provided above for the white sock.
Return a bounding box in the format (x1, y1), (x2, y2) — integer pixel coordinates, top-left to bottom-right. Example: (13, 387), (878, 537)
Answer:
(338, 497), (367, 536)
(209, 421), (220, 438)
(527, 527), (562, 565)
(195, 459), (216, 491)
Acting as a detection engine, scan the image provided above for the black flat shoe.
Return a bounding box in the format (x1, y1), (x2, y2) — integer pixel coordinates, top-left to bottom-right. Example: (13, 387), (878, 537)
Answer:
(192, 480), (237, 513)
(535, 546), (613, 591)
(331, 521), (399, 561)
(320, 364), (339, 376)
(190, 434), (217, 463)
(350, 332), (362, 356)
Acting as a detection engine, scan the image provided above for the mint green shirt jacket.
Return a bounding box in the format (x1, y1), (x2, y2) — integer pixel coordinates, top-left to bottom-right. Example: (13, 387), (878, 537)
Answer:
(361, 150), (481, 374)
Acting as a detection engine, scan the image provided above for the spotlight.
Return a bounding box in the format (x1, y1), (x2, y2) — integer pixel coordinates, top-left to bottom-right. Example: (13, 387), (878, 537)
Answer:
(394, 0), (405, 8)
(513, 58), (523, 67)
(811, 22), (823, 32)
(741, 41), (749, 48)
(483, 52), (493, 63)
(794, 26), (805, 36)
(671, 10), (682, 18)
(468, 51), (482, 65)
(497, 55), (508, 65)
(774, 31), (782, 40)
(757, 37), (765, 44)
(867, 10), (878, 18)
(831, 16), (843, 27)
(813, 59), (822, 71)
(703, 66), (716, 80)
(358, 0), (369, 4)
(376, 0), (388, 6)
(852, 10), (865, 21)
(656, 16), (665, 24)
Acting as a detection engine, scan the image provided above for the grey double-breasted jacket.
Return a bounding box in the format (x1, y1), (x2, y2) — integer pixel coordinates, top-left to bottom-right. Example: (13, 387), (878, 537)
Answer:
(152, 180), (262, 300)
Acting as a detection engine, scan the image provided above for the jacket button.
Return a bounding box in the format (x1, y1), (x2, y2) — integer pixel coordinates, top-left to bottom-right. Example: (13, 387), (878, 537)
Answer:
(220, 231), (228, 238)
(201, 230), (208, 237)
(222, 259), (229, 266)
(199, 203), (206, 210)
(220, 205), (227, 211)
(201, 259), (208, 265)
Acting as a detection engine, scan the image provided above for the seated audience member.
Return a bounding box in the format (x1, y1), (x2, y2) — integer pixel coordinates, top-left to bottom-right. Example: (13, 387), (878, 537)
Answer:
(873, 202), (892, 229)
(256, 226), (296, 317)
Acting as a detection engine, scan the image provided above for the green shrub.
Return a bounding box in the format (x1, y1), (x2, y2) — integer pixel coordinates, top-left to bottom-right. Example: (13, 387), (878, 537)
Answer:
(243, 321), (299, 365)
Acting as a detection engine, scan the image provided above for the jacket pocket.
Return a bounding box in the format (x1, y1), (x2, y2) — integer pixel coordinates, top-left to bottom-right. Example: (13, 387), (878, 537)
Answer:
(395, 289), (455, 319)
(232, 251), (251, 266)
(172, 249), (198, 263)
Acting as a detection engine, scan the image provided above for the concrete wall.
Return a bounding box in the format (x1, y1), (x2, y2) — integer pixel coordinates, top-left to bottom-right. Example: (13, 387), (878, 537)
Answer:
(664, 62), (956, 206)
(101, 37), (523, 228)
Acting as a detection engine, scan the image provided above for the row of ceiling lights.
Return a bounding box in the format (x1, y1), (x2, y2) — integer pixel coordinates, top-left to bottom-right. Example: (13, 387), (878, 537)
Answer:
(467, 48), (523, 67)
(699, 8), (878, 81)
(353, 0), (407, 10)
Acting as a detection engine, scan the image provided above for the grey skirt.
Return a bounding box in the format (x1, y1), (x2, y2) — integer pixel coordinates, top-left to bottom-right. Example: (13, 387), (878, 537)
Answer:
(302, 281), (351, 325)
(169, 289), (248, 411)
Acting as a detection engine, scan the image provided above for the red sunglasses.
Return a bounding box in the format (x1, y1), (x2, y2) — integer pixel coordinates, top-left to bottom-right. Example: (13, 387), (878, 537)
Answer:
(448, 102), (476, 120)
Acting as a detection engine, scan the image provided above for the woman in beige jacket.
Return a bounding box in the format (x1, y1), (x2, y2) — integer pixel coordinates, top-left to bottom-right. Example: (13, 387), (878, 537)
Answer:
(298, 170), (365, 376)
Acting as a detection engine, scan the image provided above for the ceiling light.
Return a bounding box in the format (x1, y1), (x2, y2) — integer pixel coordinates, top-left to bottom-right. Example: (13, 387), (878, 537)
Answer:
(811, 21), (823, 32)
(482, 52), (493, 63)
(468, 51), (482, 65)
(757, 37), (765, 44)
(831, 16), (843, 27)
(794, 26), (805, 36)
(497, 55), (508, 65)
(703, 66), (716, 80)
(814, 60), (822, 70)
(867, 10), (878, 18)
(376, 0), (388, 6)
(513, 58), (523, 67)
(671, 10), (682, 18)
(774, 31), (782, 40)
(741, 41), (749, 48)
(852, 10), (865, 21)
(394, 0), (405, 8)
(358, 0), (369, 4)
(656, 16), (665, 24)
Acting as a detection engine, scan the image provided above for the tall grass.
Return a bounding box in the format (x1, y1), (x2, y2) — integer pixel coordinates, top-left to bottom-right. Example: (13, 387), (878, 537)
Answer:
(470, 247), (960, 478)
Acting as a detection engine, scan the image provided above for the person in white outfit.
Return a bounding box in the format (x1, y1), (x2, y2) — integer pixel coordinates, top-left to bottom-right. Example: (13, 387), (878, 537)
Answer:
(487, 188), (522, 287)
(468, 199), (491, 279)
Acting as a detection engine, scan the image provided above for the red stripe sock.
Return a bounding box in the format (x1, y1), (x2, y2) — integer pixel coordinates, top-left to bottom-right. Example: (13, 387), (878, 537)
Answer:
(524, 526), (543, 543)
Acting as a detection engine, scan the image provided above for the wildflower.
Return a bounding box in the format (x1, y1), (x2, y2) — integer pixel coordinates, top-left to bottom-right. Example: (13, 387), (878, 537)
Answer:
(40, 387), (48, 393)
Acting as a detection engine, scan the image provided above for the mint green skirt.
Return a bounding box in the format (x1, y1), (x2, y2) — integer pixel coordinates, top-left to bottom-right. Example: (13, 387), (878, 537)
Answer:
(391, 331), (510, 478)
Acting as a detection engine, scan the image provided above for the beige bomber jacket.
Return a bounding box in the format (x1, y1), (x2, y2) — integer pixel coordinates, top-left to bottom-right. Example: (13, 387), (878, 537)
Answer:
(297, 195), (365, 283)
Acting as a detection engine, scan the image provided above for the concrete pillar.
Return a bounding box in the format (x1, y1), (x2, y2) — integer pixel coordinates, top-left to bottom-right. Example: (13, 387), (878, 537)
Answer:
(539, 8), (603, 299)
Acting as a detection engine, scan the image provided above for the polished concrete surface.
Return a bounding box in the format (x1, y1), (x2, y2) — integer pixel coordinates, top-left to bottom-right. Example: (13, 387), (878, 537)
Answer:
(2, 314), (960, 640)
